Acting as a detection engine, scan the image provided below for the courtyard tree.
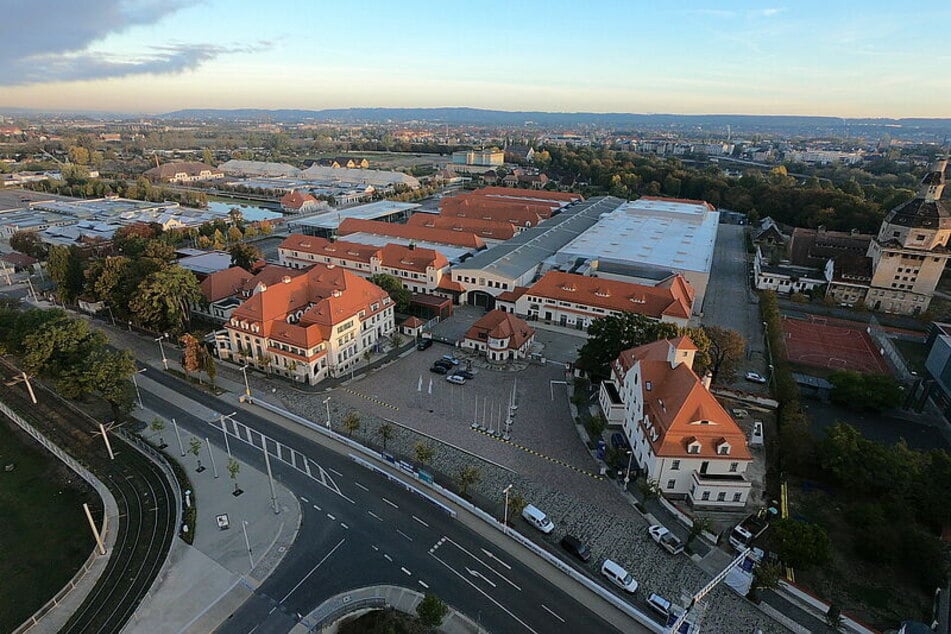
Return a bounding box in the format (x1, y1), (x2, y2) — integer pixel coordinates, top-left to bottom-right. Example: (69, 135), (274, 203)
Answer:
(342, 411), (361, 438)
(772, 518), (831, 570)
(227, 458), (242, 495)
(130, 265), (202, 333)
(576, 312), (679, 381)
(455, 465), (481, 498)
(377, 421), (395, 449)
(703, 325), (746, 384)
(150, 417), (168, 448)
(188, 437), (205, 472)
(368, 273), (412, 312)
(47, 244), (86, 304)
(827, 370), (902, 412)
(414, 442), (435, 467)
(180, 333), (202, 379)
(229, 243), (261, 272)
(415, 593), (448, 629)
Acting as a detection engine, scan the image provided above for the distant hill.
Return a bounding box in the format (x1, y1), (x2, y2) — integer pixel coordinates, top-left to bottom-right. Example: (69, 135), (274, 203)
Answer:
(156, 107), (951, 137)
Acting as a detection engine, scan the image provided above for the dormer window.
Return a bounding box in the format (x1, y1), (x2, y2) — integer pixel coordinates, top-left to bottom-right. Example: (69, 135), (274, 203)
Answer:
(717, 441), (731, 455)
(687, 438), (701, 454)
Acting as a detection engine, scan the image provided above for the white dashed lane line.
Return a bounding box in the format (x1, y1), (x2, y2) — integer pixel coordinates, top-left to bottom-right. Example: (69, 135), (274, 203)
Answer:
(401, 567), (412, 576)
(382, 497), (398, 509)
(418, 580), (429, 589)
(368, 510), (383, 521)
(327, 513), (336, 521)
(412, 515), (429, 527)
(541, 604), (565, 623)
(329, 468), (344, 477)
(354, 482), (369, 492)
(397, 529), (414, 542)
(383, 554), (393, 562)
(312, 504), (321, 511)
(340, 523), (349, 530)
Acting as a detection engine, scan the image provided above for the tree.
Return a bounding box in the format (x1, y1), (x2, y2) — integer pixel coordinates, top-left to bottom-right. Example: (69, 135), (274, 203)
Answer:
(455, 465), (481, 497)
(414, 442), (434, 467)
(827, 370), (902, 412)
(47, 244), (86, 303)
(752, 561), (783, 591)
(342, 411), (361, 437)
(67, 145), (90, 165)
(638, 477), (661, 501)
(703, 325), (746, 384)
(229, 243), (261, 272)
(150, 417), (168, 448)
(202, 148), (214, 166)
(772, 518), (831, 570)
(368, 273), (412, 313)
(505, 490), (527, 523)
(188, 437), (205, 472)
(180, 333), (202, 379)
(377, 422), (395, 449)
(227, 225), (244, 244)
(9, 231), (48, 259)
(130, 265), (203, 333)
(415, 593), (448, 629)
(227, 458), (242, 495)
(577, 312), (679, 380)
(202, 347), (217, 387)
(687, 516), (714, 546)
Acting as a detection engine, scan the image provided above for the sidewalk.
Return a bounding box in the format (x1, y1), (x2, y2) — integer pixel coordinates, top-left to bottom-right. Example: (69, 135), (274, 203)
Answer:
(123, 406), (301, 634)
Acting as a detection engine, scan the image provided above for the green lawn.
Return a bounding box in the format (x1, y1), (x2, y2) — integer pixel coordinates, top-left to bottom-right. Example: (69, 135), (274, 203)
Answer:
(0, 419), (99, 633)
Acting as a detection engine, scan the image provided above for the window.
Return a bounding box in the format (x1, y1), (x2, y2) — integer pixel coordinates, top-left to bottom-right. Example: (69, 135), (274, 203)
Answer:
(701, 491), (710, 501)
(717, 444), (730, 455)
(729, 462), (738, 472)
(717, 492), (726, 502)
(688, 443), (700, 454)
(667, 479), (676, 490)
(733, 492), (742, 502)
(671, 460), (681, 471)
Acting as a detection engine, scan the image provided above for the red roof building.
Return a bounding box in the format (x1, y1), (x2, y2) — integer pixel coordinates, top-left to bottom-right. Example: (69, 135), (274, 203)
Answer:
(336, 218), (485, 250)
(406, 213), (517, 242)
(280, 191), (322, 212)
(461, 309), (536, 363)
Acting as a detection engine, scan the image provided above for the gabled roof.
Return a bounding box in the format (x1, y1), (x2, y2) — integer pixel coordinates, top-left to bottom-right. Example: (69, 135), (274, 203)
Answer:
(477, 186), (582, 203)
(378, 243), (448, 273)
(406, 213), (517, 241)
(280, 234), (378, 263)
(464, 309), (535, 350)
(200, 266), (254, 302)
(524, 271), (694, 321)
(337, 218), (485, 249)
(280, 191), (319, 209)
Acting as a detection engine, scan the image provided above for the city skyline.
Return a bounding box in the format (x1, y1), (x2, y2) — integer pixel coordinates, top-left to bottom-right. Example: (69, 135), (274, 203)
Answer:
(1, 0), (950, 117)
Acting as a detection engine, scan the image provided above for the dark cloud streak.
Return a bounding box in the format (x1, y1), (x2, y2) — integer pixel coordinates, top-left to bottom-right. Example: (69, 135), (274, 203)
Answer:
(0, 0), (261, 86)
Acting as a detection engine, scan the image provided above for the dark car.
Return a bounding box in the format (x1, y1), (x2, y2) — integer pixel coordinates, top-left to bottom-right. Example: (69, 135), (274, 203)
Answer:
(452, 370), (474, 380)
(611, 432), (631, 451)
(434, 359), (454, 370)
(417, 338), (433, 350)
(429, 364), (448, 374)
(560, 534), (591, 562)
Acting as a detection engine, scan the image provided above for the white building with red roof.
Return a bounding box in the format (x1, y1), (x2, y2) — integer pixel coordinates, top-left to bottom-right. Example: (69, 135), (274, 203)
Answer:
(217, 264), (395, 383)
(461, 309), (535, 363)
(508, 271), (695, 329)
(601, 337), (752, 508)
(280, 191), (323, 213)
(278, 234), (450, 294)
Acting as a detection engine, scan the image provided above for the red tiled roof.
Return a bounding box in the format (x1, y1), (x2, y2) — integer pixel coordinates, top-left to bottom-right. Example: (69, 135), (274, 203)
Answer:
(496, 286), (529, 303)
(378, 243), (448, 273)
(477, 186), (582, 203)
(525, 271), (694, 321)
(280, 235), (378, 264)
(464, 309), (535, 351)
(337, 218), (485, 249)
(402, 316), (426, 327)
(280, 191), (319, 210)
(200, 266), (254, 302)
(406, 213), (517, 240)
(437, 276), (464, 292)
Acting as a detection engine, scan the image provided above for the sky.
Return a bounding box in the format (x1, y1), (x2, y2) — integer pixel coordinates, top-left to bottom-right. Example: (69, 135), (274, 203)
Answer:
(1, 0), (949, 117)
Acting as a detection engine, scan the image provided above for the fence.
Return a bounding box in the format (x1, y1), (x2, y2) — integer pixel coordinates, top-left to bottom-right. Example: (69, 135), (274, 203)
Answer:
(248, 396), (665, 634)
(867, 313), (914, 382)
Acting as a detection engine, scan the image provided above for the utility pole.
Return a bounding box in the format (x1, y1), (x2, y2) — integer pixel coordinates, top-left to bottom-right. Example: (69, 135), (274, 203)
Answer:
(83, 503), (106, 555)
(98, 422), (115, 460)
(240, 364), (251, 399)
(155, 334), (169, 370)
(502, 484), (512, 535)
(219, 412), (236, 457)
(262, 441), (279, 514)
(205, 437), (219, 478)
(131, 368), (146, 409)
(242, 520), (255, 569)
(172, 418), (185, 457)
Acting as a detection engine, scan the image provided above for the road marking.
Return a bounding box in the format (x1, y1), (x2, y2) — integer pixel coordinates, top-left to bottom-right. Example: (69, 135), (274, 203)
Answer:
(383, 554), (393, 562)
(313, 504), (321, 511)
(329, 467), (344, 477)
(397, 529), (414, 542)
(466, 566), (497, 588)
(541, 605), (565, 623)
(480, 547), (512, 570)
(300, 496), (309, 503)
(382, 497), (398, 509)
(368, 510), (383, 521)
(340, 523), (349, 529)
(430, 552), (538, 634)
(327, 513), (336, 521)
(371, 545), (379, 551)
(268, 606), (277, 615)
(418, 580), (429, 589)
(354, 482), (369, 492)
(280, 538), (346, 603)
(401, 567), (412, 576)
(445, 538), (521, 591)
(412, 515), (429, 527)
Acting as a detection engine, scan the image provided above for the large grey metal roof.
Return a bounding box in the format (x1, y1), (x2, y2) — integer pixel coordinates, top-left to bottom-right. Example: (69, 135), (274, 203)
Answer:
(454, 196), (625, 280)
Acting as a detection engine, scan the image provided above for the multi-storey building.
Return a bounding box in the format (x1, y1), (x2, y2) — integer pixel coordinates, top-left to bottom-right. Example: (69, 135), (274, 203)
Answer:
(599, 337), (752, 508)
(217, 264), (395, 384)
(278, 234), (450, 294)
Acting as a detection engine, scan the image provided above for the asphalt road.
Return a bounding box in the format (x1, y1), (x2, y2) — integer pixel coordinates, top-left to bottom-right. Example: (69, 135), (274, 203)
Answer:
(140, 369), (640, 634)
(0, 362), (177, 634)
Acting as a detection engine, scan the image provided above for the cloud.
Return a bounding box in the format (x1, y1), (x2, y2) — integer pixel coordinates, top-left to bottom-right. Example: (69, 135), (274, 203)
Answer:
(751, 8), (787, 17)
(0, 0), (260, 85)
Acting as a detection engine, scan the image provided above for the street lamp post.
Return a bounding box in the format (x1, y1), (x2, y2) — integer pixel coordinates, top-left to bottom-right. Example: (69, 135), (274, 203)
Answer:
(219, 412), (237, 457)
(240, 364), (251, 399)
(624, 450), (634, 490)
(105, 305), (116, 326)
(155, 334), (169, 370)
(242, 520), (254, 570)
(131, 368), (146, 409)
(323, 397), (331, 429)
(502, 484), (513, 535)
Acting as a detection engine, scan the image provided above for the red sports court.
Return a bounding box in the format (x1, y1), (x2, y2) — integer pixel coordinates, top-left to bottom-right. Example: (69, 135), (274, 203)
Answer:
(781, 316), (890, 375)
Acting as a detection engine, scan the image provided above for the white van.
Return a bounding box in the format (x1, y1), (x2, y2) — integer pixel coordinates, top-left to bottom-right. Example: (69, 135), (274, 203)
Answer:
(521, 504), (555, 534)
(600, 559), (638, 593)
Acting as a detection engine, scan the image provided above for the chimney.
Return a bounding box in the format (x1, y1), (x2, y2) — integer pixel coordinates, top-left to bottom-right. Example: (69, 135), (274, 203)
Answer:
(702, 372), (712, 391)
(282, 275), (291, 284)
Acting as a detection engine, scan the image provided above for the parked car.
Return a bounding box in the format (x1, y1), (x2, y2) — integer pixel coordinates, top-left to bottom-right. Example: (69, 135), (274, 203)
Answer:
(521, 504), (555, 534)
(648, 524), (685, 555)
(452, 369), (474, 380)
(434, 359), (454, 370)
(446, 374), (466, 385)
(429, 364), (448, 374)
(610, 431), (630, 451)
(441, 354), (461, 365)
(745, 371), (767, 384)
(600, 559), (638, 592)
(417, 338), (433, 350)
(559, 534), (592, 562)
(647, 593), (672, 619)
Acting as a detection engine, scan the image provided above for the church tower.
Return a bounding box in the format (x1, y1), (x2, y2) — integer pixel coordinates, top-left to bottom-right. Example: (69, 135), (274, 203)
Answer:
(867, 159), (951, 314)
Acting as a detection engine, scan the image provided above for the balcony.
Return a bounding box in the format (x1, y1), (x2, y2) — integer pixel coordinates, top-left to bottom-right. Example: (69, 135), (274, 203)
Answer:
(598, 380), (625, 425)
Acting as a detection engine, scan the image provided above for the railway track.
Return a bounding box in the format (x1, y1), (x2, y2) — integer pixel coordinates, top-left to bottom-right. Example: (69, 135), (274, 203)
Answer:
(0, 361), (177, 634)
